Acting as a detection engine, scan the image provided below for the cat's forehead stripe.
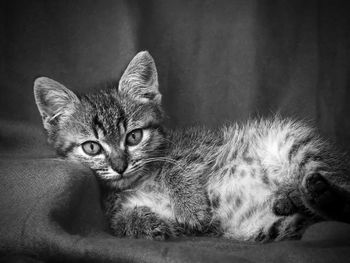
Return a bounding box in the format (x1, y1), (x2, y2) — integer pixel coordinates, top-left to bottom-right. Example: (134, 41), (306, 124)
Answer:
(92, 115), (107, 138)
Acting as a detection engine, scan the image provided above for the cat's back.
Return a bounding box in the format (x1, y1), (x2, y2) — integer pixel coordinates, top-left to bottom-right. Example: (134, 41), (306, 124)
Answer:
(164, 118), (316, 181)
(215, 117), (317, 173)
(165, 127), (223, 174)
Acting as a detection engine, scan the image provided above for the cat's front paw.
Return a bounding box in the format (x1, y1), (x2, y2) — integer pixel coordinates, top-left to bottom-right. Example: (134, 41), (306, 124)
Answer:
(110, 206), (176, 240)
(174, 203), (210, 232)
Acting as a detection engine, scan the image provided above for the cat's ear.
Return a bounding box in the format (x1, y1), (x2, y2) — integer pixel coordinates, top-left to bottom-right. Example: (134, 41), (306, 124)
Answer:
(119, 51), (161, 104)
(33, 77), (79, 130)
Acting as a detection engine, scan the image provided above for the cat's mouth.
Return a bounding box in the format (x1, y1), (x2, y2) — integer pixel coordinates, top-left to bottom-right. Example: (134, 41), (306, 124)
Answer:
(95, 169), (123, 181)
(96, 167), (136, 182)
(99, 174), (122, 181)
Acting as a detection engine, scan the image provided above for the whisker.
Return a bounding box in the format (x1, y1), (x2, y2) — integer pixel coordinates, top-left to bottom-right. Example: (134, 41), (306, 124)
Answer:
(143, 157), (177, 164)
(161, 137), (177, 146)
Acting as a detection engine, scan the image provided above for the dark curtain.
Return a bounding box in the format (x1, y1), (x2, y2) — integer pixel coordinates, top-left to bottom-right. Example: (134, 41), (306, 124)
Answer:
(1, 0), (350, 148)
(1, 1), (350, 262)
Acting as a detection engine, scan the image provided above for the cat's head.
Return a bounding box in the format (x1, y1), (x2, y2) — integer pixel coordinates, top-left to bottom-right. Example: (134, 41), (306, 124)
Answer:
(34, 51), (166, 189)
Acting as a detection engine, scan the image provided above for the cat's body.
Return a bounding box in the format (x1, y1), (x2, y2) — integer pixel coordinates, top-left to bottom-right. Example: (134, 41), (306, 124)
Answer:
(34, 51), (350, 242)
(103, 119), (349, 241)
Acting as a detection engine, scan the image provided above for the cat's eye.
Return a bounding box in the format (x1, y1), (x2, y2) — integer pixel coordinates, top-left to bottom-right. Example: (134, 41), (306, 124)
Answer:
(81, 141), (102, 156)
(126, 129), (143, 146)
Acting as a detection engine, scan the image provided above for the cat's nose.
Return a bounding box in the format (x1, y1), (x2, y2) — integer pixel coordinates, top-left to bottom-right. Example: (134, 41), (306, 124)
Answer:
(110, 157), (128, 175)
(109, 151), (128, 174)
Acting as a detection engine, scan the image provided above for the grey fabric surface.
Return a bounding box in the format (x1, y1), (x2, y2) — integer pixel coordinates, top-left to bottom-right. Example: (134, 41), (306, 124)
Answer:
(1, 121), (350, 263)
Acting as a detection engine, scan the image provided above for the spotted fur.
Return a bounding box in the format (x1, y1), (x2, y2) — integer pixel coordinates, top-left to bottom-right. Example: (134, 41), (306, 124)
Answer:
(34, 51), (350, 242)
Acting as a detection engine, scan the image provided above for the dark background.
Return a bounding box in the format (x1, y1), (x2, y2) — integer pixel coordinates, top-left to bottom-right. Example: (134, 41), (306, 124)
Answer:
(1, 0), (350, 151)
(2, 1), (350, 262)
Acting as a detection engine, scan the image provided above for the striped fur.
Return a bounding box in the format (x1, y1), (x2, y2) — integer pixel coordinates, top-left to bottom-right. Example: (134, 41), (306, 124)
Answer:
(34, 51), (350, 242)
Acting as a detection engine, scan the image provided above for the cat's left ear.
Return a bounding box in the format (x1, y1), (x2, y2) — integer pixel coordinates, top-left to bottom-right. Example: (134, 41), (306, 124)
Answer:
(33, 77), (80, 130)
(118, 51), (161, 104)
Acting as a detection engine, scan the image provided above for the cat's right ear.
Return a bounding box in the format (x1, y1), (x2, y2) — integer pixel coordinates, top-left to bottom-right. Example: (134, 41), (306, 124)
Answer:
(33, 77), (79, 130)
(118, 51), (161, 104)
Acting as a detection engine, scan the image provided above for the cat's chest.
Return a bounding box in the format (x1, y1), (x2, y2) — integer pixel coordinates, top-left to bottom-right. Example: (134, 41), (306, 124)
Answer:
(121, 178), (174, 220)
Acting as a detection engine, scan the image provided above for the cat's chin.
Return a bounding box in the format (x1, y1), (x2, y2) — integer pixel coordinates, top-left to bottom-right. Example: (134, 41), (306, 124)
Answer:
(99, 172), (144, 191)
(98, 173), (122, 182)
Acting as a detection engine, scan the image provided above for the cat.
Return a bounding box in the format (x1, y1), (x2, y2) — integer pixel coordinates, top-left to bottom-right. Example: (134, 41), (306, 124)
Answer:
(34, 51), (350, 242)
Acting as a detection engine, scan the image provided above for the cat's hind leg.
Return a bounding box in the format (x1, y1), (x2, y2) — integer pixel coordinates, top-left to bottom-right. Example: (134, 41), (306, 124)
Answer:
(254, 213), (310, 242)
(300, 170), (350, 222)
(273, 138), (350, 223)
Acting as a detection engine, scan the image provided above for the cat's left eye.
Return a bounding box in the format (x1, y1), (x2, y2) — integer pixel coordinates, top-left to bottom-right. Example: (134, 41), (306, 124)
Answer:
(126, 129), (143, 146)
(81, 141), (102, 156)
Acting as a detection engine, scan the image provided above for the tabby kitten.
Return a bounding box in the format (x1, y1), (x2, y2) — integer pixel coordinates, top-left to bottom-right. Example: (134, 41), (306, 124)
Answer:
(34, 51), (350, 242)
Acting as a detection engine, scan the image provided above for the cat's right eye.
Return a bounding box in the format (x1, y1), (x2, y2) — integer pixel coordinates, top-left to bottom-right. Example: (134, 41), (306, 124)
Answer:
(81, 141), (102, 156)
(126, 129), (143, 146)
